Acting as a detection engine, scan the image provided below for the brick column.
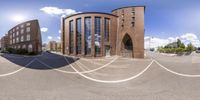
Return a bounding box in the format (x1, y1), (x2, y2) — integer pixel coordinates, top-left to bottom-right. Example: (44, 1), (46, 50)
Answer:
(61, 18), (65, 54)
(73, 18), (77, 55)
(81, 17), (85, 56)
(65, 19), (70, 55)
(91, 16), (95, 57)
(101, 17), (105, 56)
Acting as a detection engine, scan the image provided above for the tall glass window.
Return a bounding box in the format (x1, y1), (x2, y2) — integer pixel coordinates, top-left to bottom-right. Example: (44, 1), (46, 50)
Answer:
(76, 18), (82, 54)
(69, 20), (74, 54)
(95, 17), (101, 55)
(26, 34), (30, 41)
(84, 17), (92, 55)
(104, 18), (110, 42)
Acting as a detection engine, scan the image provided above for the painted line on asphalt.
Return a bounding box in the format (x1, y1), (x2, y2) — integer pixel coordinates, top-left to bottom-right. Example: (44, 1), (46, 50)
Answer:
(64, 56), (154, 83)
(119, 57), (152, 61)
(81, 56), (116, 60)
(79, 59), (104, 66)
(76, 61), (113, 76)
(154, 59), (200, 78)
(0, 58), (36, 77)
(35, 58), (79, 74)
(35, 56), (118, 74)
(74, 57), (118, 73)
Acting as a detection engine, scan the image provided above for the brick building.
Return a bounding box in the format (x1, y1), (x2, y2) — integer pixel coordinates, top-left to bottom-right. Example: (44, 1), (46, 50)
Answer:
(61, 6), (145, 58)
(0, 34), (9, 51)
(7, 20), (42, 54)
(48, 41), (61, 52)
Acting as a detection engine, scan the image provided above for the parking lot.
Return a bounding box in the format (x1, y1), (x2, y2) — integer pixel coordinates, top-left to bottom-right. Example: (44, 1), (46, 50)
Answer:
(0, 52), (200, 100)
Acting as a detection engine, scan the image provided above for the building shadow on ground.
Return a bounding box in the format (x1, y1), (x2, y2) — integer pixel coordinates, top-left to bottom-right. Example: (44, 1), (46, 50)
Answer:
(1, 52), (79, 70)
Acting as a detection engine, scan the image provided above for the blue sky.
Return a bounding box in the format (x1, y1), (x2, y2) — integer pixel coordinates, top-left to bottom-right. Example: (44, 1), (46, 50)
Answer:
(0, 0), (200, 47)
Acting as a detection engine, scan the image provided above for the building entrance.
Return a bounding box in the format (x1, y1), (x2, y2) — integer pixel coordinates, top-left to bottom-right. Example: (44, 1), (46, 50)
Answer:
(121, 34), (133, 57)
(105, 45), (110, 57)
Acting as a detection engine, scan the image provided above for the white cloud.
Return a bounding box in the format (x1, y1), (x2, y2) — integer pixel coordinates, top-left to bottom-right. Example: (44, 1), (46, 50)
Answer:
(40, 7), (81, 17)
(180, 33), (198, 41)
(61, 15), (66, 18)
(145, 33), (200, 49)
(58, 30), (61, 34)
(41, 27), (48, 32)
(180, 33), (200, 47)
(57, 36), (61, 40)
(168, 37), (178, 43)
(145, 37), (170, 49)
(48, 36), (53, 40)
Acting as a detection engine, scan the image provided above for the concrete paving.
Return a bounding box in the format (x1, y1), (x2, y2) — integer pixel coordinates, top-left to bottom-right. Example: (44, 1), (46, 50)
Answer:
(0, 52), (200, 100)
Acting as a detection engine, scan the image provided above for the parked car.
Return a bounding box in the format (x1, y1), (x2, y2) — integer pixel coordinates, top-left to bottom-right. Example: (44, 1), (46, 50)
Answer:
(1, 51), (9, 54)
(196, 48), (200, 53)
(46, 50), (51, 53)
(150, 48), (155, 52)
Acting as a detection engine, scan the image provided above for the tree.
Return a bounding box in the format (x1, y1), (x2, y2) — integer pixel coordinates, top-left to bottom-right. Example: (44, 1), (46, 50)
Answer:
(177, 39), (182, 48)
(180, 43), (185, 48)
(186, 43), (195, 52)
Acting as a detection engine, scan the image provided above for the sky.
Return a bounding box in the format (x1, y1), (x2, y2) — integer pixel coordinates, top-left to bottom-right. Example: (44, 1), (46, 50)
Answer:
(0, 0), (200, 48)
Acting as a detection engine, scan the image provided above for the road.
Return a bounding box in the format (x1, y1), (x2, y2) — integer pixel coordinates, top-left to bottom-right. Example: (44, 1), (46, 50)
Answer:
(0, 52), (200, 100)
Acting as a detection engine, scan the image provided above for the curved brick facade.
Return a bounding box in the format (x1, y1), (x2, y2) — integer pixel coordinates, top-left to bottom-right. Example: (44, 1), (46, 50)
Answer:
(61, 6), (145, 58)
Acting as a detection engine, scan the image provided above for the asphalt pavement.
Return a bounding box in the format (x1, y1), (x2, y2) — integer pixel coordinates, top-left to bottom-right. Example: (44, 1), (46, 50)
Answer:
(0, 52), (200, 100)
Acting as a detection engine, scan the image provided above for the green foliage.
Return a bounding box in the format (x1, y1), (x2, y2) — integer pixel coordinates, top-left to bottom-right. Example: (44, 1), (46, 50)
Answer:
(175, 48), (184, 54)
(16, 49), (28, 55)
(6, 48), (36, 55)
(185, 43), (195, 52)
(6, 48), (16, 53)
(27, 52), (36, 55)
(177, 39), (182, 48)
(180, 43), (185, 48)
(158, 41), (196, 55)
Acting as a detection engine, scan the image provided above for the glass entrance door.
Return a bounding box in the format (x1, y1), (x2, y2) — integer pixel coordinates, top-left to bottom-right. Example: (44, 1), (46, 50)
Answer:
(105, 46), (110, 57)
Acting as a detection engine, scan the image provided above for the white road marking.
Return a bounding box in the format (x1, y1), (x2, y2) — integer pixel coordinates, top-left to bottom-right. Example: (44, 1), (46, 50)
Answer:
(35, 58), (78, 74)
(35, 57), (118, 74)
(154, 59), (200, 78)
(75, 57), (118, 73)
(0, 58), (36, 77)
(76, 61), (110, 76)
(76, 60), (121, 76)
(64, 56), (154, 83)
(2, 51), (197, 82)
(79, 59), (104, 66)
(118, 57), (152, 61)
(81, 56), (116, 60)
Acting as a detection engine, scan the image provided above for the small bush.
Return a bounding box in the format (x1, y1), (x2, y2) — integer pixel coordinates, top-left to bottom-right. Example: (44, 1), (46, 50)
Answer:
(16, 49), (28, 55)
(175, 48), (184, 54)
(6, 48), (16, 53)
(158, 43), (196, 55)
(27, 52), (36, 55)
(185, 43), (195, 53)
(5, 48), (37, 55)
